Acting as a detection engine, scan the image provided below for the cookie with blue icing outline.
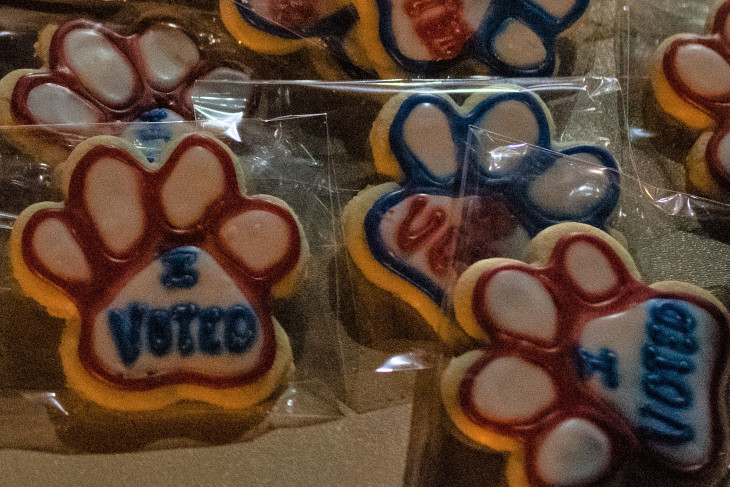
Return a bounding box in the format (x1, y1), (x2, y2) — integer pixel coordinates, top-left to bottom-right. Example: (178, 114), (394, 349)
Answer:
(343, 89), (619, 344)
(352, 0), (590, 77)
(441, 222), (730, 487)
(10, 133), (308, 411)
(220, 0), (589, 78)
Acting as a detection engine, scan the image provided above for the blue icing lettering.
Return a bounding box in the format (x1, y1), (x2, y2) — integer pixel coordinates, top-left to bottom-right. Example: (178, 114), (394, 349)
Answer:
(638, 404), (695, 445)
(171, 303), (198, 356)
(224, 305), (257, 354)
(643, 372), (693, 409)
(638, 301), (698, 445)
(576, 347), (619, 389)
(160, 247), (199, 290)
(108, 302), (146, 366)
(138, 108), (170, 124)
(107, 302), (258, 365)
(126, 109), (177, 163)
(199, 306), (223, 355)
(642, 344), (694, 374)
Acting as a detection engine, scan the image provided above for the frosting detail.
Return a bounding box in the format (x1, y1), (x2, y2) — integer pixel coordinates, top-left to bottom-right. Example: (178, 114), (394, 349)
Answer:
(363, 92), (619, 306)
(20, 135), (302, 390)
(454, 233), (729, 485)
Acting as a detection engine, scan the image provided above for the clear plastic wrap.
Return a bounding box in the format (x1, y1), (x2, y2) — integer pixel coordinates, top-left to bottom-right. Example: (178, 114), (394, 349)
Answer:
(619, 0), (730, 207)
(190, 77), (624, 412)
(0, 76), (626, 452)
(218, 0), (616, 80)
(403, 119), (730, 487)
(0, 114), (348, 452)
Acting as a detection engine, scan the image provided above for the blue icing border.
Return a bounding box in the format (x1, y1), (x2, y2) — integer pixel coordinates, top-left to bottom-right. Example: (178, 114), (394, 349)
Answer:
(374, 0), (590, 75)
(364, 92), (619, 304)
(233, 1), (358, 40)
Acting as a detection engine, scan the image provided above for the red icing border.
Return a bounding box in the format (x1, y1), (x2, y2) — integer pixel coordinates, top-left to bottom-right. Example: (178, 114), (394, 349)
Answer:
(11, 18), (252, 131)
(457, 233), (729, 486)
(20, 134), (301, 390)
(661, 0), (730, 187)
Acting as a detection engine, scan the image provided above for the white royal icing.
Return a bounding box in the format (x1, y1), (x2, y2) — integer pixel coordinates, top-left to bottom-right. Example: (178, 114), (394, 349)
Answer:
(63, 28), (137, 106)
(477, 99), (540, 172)
(139, 25), (200, 91)
(83, 157), (145, 256)
(32, 218), (91, 282)
(579, 300), (718, 466)
(528, 154), (610, 218)
(674, 44), (730, 100)
(403, 103), (457, 177)
(563, 240), (617, 295)
(93, 248), (265, 377)
(462, 0), (492, 31)
(220, 209), (292, 273)
(26, 83), (103, 125)
(161, 145), (225, 228)
(492, 21), (547, 68)
(471, 356), (556, 422)
(484, 269), (557, 341)
(535, 418), (612, 486)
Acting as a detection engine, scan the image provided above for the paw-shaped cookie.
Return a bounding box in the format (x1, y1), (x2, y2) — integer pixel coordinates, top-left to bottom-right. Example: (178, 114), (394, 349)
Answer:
(343, 91), (618, 342)
(442, 223), (729, 487)
(353, 0), (590, 77)
(652, 0), (730, 200)
(0, 19), (252, 163)
(10, 133), (307, 411)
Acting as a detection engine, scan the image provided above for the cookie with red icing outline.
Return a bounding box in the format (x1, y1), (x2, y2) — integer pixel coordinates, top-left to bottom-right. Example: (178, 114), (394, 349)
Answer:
(442, 222), (729, 487)
(0, 18), (252, 164)
(651, 0), (730, 200)
(10, 133), (308, 411)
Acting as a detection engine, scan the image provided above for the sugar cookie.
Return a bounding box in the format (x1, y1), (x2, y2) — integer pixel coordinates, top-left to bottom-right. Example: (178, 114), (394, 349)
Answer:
(0, 18), (253, 164)
(10, 133), (308, 411)
(343, 90), (619, 343)
(442, 222), (730, 487)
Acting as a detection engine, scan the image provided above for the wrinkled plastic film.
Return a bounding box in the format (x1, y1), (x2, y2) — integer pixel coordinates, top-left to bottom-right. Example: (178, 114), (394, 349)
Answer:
(403, 119), (730, 487)
(0, 114), (347, 452)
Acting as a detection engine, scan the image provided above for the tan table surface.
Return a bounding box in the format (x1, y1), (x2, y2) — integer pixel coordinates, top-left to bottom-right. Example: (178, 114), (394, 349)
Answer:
(0, 404), (411, 487)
